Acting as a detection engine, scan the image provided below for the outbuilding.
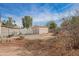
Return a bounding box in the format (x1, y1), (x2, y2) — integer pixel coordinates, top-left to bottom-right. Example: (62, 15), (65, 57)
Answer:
(32, 26), (48, 34)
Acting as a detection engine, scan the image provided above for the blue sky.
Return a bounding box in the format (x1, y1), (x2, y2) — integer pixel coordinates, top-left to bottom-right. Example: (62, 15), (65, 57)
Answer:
(0, 3), (78, 27)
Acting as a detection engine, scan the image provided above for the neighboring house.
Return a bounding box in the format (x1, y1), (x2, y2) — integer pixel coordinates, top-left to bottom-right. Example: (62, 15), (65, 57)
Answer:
(32, 26), (48, 34)
(0, 19), (49, 37)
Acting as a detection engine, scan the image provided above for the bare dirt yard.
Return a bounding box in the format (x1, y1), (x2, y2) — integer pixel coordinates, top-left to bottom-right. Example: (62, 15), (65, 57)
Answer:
(0, 38), (26, 56)
(0, 33), (79, 56)
(0, 33), (55, 56)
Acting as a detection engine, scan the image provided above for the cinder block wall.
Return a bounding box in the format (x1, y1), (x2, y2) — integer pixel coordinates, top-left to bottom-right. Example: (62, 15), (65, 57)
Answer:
(0, 27), (33, 37)
(39, 28), (48, 34)
(0, 27), (19, 37)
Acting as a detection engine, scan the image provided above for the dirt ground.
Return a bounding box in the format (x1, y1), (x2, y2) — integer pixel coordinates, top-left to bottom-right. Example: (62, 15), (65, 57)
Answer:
(0, 33), (79, 56)
(0, 39), (25, 56)
(0, 33), (55, 56)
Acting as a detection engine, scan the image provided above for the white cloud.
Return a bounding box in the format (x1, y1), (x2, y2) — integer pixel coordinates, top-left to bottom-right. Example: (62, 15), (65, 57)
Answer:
(1, 4), (79, 26)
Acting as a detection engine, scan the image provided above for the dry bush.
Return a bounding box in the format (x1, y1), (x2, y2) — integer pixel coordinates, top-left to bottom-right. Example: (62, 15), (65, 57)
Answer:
(15, 36), (24, 40)
(65, 24), (79, 49)
(22, 38), (69, 56)
(61, 16), (79, 50)
(24, 25), (79, 56)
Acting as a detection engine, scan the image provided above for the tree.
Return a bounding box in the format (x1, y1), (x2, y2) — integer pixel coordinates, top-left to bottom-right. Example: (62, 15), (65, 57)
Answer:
(61, 16), (79, 49)
(6, 17), (13, 28)
(22, 16), (32, 29)
(47, 21), (57, 29)
(70, 16), (79, 24)
(2, 20), (6, 27)
(13, 20), (17, 27)
(1, 17), (17, 28)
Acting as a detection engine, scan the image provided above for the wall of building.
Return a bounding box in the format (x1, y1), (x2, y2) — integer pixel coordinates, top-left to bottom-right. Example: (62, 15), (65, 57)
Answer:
(39, 28), (48, 34)
(32, 28), (39, 34)
(0, 27), (33, 37)
(32, 27), (48, 34)
(0, 27), (48, 37)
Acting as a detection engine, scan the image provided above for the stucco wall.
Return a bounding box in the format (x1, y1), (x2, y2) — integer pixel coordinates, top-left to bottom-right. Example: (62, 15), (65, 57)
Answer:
(32, 27), (48, 34)
(0, 27), (33, 37)
(39, 28), (48, 34)
(0, 27), (48, 37)
(33, 28), (39, 34)
(0, 27), (20, 37)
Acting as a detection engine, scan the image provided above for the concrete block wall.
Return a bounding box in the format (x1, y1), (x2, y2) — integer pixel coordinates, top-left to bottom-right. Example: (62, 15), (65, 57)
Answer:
(0, 27), (33, 37)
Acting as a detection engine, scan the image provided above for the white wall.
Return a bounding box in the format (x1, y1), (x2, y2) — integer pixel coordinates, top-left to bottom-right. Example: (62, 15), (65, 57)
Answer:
(0, 27), (48, 37)
(1, 27), (19, 37)
(32, 28), (39, 34)
(0, 27), (33, 37)
(39, 28), (48, 34)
